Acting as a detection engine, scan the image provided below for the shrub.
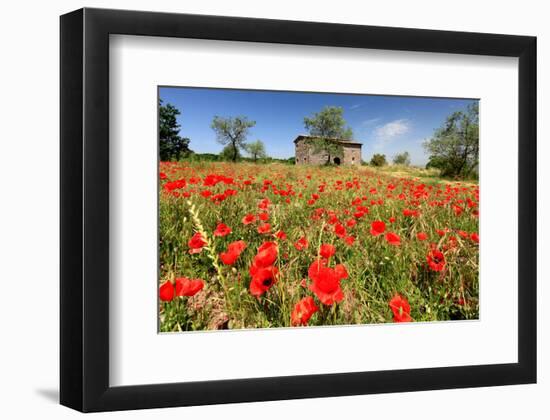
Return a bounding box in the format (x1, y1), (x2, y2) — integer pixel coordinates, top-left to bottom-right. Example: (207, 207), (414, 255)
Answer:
(370, 153), (387, 167)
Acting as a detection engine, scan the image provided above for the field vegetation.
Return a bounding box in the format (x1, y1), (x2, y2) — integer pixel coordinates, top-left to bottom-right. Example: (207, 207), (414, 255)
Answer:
(158, 161), (479, 331)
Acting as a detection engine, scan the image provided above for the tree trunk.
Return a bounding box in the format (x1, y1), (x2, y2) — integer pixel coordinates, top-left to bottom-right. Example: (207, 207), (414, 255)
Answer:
(232, 143), (237, 162)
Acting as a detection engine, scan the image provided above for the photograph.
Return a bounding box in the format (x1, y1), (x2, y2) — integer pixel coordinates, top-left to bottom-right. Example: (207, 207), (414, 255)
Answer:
(157, 87), (480, 332)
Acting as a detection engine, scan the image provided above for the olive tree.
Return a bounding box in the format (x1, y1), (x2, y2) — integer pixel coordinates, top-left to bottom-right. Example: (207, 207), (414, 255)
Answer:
(211, 116), (256, 162)
(303, 106), (354, 165)
(393, 151), (411, 166)
(245, 140), (267, 162)
(424, 103), (479, 178)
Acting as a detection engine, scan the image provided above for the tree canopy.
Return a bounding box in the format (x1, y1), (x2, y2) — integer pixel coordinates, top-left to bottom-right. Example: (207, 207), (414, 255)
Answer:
(393, 151), (411, 166)
(304, 106), (354, 139)
(370, 153), (387, 167)
(220, 144), (242, 161)
(211, 116), (256, 162)
(245, 140), (267, 162)
(159, 100), (192, 161)
(303, 106), (354, 164)
(423, 103), (479, 178)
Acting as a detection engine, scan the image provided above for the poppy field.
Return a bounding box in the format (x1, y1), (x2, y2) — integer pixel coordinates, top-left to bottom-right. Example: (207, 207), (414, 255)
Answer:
(158, 162), (479, 332)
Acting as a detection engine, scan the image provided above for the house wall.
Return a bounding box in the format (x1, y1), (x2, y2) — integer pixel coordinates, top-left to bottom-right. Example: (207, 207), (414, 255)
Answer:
(295, 139), (328, 165)
(295, 139), (362, 165)
(343, 144), (361, 165)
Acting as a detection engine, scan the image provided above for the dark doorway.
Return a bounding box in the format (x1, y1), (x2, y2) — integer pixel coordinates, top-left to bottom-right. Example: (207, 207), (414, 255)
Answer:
(333, 157), (341, 165)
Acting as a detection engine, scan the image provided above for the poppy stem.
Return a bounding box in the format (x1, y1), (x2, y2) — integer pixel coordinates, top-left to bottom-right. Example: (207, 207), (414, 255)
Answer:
(187, 199), (236, 317)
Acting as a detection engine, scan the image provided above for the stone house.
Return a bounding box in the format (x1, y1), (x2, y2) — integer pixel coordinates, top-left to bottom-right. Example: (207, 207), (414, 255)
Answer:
(294, 135), (362, 165)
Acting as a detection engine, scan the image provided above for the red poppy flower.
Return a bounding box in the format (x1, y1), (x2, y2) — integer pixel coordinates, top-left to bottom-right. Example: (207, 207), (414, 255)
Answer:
(258, 198), (271, 210)
(276, 230), (287, 240)
(389, 293), (412, 322)
(452, 204), (463, 216)
(211, 193), (227, 203)
(220, 240), (247, 265)
(253, 241), (278, 267)
(159, 281), (174, 302)
(163, 179), (186, 192)
(308, 259), (347, 305)
(319, 244), (336, 258)
(213, 223), (232, 237)
(385, 232), (401, 246)
(470, 232), (479, 243)
(249, 265), (278, 296)
(188, 232), (207, 254)
(334, 263), (349, 280)
(230, 240), (247, 254)
(159, 172), (167, 180)
(175, 277), (204, 297)
(370, 220), (386, 236)
(291, 296), (319, 326)
(258, 212), (269, 221)
(344, 235), (355, 246)
(224, 188), (237, 197)
(294, 236), (309, 251)
(248, 242), (279, 296)
(327, 214), (339, 225)
(242, 214), (256, 225)
(403, 208), (419, 217)
(427, 248), (446, 272)
(457, 230), (469, 239)
(257, 223), (271, 234)
(334, 223), (347, 238)
(416, 232), (428, 241)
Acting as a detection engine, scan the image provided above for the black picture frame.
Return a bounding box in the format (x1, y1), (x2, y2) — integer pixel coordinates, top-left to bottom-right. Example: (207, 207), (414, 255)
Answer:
(60, 7), (537, 412)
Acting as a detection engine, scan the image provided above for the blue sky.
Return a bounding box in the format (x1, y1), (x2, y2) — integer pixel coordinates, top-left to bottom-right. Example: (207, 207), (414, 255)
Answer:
(159, 87), (477, 166)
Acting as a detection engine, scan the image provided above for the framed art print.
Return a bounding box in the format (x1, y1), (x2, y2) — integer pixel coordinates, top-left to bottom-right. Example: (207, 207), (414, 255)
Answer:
(60, 8), (536, 412)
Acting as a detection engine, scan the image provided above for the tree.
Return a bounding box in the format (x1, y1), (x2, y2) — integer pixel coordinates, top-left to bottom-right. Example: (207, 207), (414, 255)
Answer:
(220, 144), (242, 161)
(245, 140), (267, 162)
(211, 116), (256, 162)
(370, 153), (387, 167)
(303, 106), (354, 165)
(393, 151), (411, 166)
(423, 103), (479, 178)
(425, 155), (447, 170)
(159, 100), (191, 161)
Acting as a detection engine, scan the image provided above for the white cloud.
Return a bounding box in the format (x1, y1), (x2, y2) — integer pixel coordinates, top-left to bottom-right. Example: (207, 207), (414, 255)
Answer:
(372, 119), (410, 150)
(361, 117), (381, 126)
(349, 103), (362, 110)
(375, 119), (410, 139)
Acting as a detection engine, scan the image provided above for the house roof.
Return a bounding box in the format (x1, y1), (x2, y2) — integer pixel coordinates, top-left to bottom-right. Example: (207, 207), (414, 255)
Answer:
(293, 135), (362, 146)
